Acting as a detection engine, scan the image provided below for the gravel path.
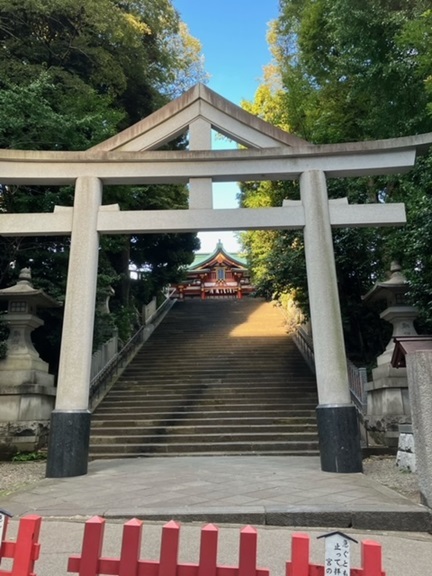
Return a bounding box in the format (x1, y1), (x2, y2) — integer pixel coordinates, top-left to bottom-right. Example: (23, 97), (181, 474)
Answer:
(363, 455), (421, 503)
(0, 455), (421, 503)
(0, 460), (47, 497)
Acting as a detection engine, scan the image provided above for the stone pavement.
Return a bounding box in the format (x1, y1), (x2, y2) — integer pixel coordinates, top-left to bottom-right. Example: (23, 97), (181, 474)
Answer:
(0, 456), (430, 531)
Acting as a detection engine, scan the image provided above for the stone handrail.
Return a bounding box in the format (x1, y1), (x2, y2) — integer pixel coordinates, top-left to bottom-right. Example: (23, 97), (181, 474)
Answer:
(89, 291), (176, 410)
(90, 331), (119, 381)
(293, 325), (368, 414)
(292, 325), (315, 373)
(347, 361), (368, 414)
(89, 324), (145, 410)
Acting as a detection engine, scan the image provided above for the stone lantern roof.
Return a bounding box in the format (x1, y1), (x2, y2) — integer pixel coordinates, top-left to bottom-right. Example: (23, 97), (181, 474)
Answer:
(0, 268), (61, 309)
(362, 261), (409, 307)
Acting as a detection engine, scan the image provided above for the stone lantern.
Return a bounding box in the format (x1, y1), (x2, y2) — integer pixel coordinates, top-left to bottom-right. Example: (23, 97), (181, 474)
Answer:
(362, 261), (416, 446)
(0, 268), (61, 455)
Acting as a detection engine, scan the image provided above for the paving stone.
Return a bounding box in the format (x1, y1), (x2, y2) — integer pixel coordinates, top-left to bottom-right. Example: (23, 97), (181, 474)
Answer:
(351, 509), (432, 532)
(0, 456), (429, 531)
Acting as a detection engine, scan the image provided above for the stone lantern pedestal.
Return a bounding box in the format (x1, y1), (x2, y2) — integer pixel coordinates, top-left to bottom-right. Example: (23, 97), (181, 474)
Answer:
(363, 262), (416, 446)
(0, 269), (61, 456)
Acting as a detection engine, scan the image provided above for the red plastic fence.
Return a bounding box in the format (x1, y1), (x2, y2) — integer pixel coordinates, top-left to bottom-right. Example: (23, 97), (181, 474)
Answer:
(0, 515), (41, 576)
(67, 516), (270, 576)
(286, 533), (386, 576)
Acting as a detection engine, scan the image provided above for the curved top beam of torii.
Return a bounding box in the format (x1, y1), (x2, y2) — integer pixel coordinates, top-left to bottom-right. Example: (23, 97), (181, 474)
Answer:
(0, 83), (430, 187)
(0, 82), (431, 239)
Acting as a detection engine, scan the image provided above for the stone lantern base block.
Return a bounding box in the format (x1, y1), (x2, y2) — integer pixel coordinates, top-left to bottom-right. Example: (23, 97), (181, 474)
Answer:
(0, 421), (51, 458)
(0, 382), (56, 457)
(46, 410), (91, 478)
(365, 413), (411, 447)
(0, 367), (55, 387)
(316, 404), (363, 473)
(366, 364), (411, 446)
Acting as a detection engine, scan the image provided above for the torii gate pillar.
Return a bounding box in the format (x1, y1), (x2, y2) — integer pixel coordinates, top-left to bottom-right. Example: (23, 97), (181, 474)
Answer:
(301, 170), (362, 472)
(46, 176), (102, 477)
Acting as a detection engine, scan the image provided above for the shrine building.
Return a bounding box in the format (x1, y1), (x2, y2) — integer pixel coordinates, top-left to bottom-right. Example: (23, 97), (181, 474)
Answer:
(174, 241), (253, 299)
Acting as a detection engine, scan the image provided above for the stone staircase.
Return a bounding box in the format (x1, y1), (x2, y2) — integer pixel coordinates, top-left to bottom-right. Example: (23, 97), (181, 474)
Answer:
(89, 298), (319, 459)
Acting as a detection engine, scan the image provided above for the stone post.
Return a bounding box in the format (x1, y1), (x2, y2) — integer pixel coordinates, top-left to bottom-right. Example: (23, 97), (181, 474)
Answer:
(300, 170), (362, 473)
(46, 176), (102, 478)
(405, 351), (432, 506)
(188, 118), (213, 209)
(392, 338), (432, 507)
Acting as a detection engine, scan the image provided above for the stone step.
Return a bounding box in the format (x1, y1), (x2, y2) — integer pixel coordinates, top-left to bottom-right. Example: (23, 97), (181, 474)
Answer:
(92, 409), (316, 420)
(89, 449), (320, 459)
(95, 400), (317, 417)
(91, 416), (317, 427)
(115, 378), (316, 387)
(90, 431), (319, 444)
(89, 440), (320, 455)
(124, 355), (309, 363)
(128, 360), (307, 368)
(90, 423), (318, 435)
(124, 349), (306, 357)
(130, 354), (305, 360)
(119, 377), (313, 385)
(109, 384), (316, 399)
(128, 352), (304, 366)
(118, 378), (314, 386)
(121, 366), (313, 382)
(98, 395), (317, 406)
(141, 346), (298, 351)
(100, 394), (317, 404)
(94, 403), (318, 414)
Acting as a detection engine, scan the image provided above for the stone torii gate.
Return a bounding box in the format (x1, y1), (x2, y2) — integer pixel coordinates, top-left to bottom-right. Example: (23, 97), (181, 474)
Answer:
(0, 84), (430, 478)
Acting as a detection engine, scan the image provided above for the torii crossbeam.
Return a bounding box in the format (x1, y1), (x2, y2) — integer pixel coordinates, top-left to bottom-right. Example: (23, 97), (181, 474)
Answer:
(0, 84), (430, 477)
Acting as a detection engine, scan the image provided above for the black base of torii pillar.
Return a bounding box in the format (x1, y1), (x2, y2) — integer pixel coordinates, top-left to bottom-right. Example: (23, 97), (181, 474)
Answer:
(46, 410), (91, 477)
(316, 405), (363, 473)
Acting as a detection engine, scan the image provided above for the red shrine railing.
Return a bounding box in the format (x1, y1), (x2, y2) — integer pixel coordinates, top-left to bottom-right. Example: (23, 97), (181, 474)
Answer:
(67, 517), (269, 576)
(0, 514), (386, 576)
(0, 515), (41, 576)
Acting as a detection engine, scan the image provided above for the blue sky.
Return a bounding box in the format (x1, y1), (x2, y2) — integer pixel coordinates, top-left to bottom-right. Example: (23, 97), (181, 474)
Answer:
(172, 0), (280, 253)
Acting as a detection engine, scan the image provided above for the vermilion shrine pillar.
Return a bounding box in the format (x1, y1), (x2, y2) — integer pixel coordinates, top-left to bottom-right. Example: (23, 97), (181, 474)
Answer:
(301, 170), (362, 472)
(46, 176), (102, 477)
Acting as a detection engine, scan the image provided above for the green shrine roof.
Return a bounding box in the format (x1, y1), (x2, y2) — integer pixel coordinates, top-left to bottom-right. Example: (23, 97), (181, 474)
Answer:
(190, 240), (247, 270)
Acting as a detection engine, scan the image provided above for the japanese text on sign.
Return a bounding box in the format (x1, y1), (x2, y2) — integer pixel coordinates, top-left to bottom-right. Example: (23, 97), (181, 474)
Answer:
(324, 533), (351, 576)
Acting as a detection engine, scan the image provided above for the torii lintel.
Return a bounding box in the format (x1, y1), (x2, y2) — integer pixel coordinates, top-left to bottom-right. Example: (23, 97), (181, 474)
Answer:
(0, 201), (406, 237)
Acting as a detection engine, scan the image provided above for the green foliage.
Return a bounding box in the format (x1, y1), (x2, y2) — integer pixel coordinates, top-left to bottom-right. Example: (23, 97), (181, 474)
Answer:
(277, 0), (432, 141)
(12, 450), (47, 462)
(0, 73), (123, 150)
(112, 305), (140, 343)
